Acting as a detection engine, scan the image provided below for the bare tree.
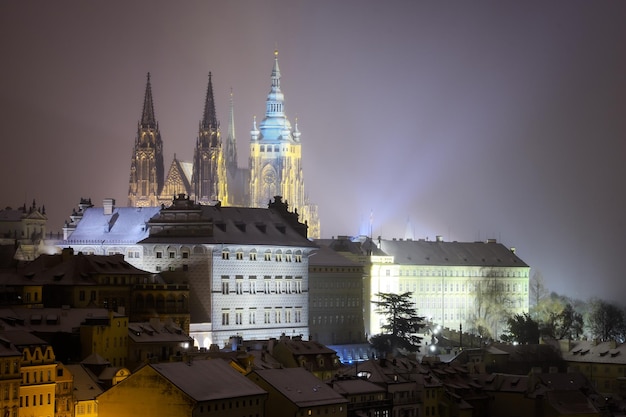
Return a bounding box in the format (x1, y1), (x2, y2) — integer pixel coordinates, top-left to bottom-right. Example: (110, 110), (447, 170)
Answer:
(586, 299), (625, 342)
(467, 270), (513, 340)
(529, 270), (549, 312)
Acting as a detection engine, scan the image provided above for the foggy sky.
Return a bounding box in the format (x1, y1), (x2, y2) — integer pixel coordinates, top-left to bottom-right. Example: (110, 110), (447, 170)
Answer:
(1, 1), (625, 303)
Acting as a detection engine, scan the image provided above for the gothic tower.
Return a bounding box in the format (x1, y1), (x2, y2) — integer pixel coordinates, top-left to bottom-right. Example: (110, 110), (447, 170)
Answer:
(192, 73), (227, 204)
(128, 73), (165, 207)
(249, 51), (320, 237)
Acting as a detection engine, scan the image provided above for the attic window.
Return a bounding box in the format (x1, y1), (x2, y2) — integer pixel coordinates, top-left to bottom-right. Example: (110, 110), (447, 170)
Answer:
(256, 223), (267, 233)
(30, 315), (42, 325)
(215, 222), (226, 232)
(276, 224), (286, 234)
(235, 222), (246, 233)
(611, 350), (620, 357)
(53, 273), (64, 281)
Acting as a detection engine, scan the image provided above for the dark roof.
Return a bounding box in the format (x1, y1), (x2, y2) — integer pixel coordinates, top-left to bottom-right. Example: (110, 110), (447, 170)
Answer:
(151, 358), (266, 401)
(252, 368), (347, 407)
(0, 329), (48, 346)
(128, 321), (192, 344)
(142, 204), (315, 247)
(378, 239), (528, 267)
(308, 245), (361, 267)
(10, 252), (149, 286)
(65, 364), (104, 400)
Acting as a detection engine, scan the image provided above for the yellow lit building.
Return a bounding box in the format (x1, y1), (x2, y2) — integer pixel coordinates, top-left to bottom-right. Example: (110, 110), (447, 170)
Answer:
(0, 331), (57, 417)
(80, 311), (128, 367)
(54, 363), (73, 417)
(0, 338), (21, 417)
(97, 359), (267, 417)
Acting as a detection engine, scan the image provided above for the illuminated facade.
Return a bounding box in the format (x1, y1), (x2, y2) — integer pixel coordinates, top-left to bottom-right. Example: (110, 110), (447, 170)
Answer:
(0, 340), (21, 417)
(54, 364), (73, 417)
(126, 51), (320, 237)
(3, 331), (57, 417)
(97, 359), (267, 417)
(80, 311), (129, 368)
(249, 51), (320, 238)
(62, 195), (316, 348)
(128, 73), (165, 208)
(320, 236), (530, 341)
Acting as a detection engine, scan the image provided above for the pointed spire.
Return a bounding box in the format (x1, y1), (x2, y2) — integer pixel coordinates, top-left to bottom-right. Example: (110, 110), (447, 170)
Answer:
(202, 72), (218, 130)
(265, 50), (285, 117)
(271, 49), (281, 82)
(227, 88), (236, 142)
(226, 89), (238, 175)
(141, 73), (157, 128)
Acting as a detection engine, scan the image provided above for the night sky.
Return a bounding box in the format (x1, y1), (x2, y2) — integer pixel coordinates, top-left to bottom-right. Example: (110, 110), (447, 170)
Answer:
(1, 1), (625, 303)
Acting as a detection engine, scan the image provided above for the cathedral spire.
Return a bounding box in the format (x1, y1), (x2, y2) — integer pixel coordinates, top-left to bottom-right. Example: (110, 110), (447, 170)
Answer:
(141, 73), (156, 129)
(202, 72), (218, 131)
(265, 50), (285, 118)
(225, 89), (238, 176)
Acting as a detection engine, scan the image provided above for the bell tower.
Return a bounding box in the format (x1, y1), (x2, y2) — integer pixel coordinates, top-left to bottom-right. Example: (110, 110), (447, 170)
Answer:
(128, 73), (165, 207)
(193, 73), (227, 204)
(248, 50), (319, 237)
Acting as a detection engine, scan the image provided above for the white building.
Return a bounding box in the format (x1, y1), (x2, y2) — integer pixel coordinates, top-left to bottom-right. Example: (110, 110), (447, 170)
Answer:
(61, 195), (316, 348)
(319, 236), (530, 342)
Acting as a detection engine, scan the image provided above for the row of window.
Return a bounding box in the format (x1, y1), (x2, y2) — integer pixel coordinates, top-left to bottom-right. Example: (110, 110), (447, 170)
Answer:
(311, 297), (361, 308)
(311, 315), (361, 326)
(220, 276), (304, 295)
(391, 269), (529, 278)
(417, 296), (526, 310)
(197, 397), (260, 413)
(398, 282), (528, 294)
(22, 369), (53, 384)
(221, 308), (303, 326)
(222, 250), (303, 262)
(19, 393), (52, 407)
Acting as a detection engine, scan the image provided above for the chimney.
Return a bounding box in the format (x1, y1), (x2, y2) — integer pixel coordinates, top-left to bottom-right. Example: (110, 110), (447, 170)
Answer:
(61, 247), (74, 261)
(103, 198), (115, 215)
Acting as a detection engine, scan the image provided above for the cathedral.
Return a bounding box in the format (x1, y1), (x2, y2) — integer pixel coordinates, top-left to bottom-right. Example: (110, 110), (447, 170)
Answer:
(127, 51), (320, 238)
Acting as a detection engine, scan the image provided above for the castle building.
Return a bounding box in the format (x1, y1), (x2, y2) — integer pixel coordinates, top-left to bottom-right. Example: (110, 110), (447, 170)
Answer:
(61, 195), (316, 348)
(126, 51), (320, 237)
(319, 236), (530, 342)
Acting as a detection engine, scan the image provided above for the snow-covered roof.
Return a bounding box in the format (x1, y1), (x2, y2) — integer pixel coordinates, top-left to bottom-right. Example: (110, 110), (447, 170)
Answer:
(151, 358), (266, 401)
(65, 207), (160, 244)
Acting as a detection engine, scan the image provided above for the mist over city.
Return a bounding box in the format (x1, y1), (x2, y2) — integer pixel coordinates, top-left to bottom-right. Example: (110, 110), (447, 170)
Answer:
(1, 1), (625, 304)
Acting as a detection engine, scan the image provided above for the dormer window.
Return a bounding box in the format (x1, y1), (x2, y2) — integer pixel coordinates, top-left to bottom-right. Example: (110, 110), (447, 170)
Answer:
(222, 250), (230, 260)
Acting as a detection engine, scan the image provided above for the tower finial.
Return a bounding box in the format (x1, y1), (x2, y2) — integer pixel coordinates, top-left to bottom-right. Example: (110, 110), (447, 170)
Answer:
(141, 72), (157, 128)
(202, 72), (218, 131)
